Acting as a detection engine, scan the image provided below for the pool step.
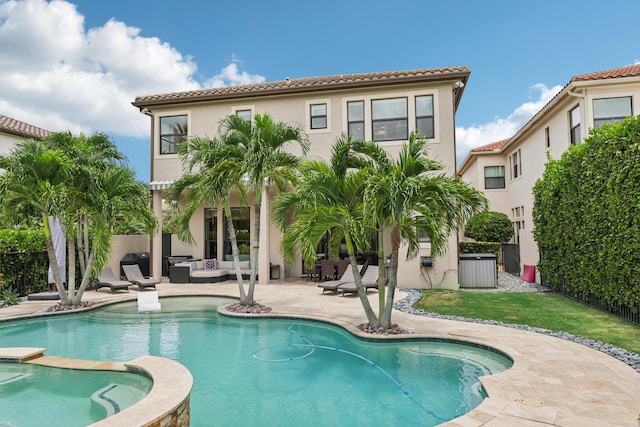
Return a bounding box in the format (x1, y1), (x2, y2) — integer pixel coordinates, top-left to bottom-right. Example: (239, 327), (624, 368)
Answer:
(0, 366), (33, 395)
(0, 371), (31, 386)
(90, 383), (147, 419)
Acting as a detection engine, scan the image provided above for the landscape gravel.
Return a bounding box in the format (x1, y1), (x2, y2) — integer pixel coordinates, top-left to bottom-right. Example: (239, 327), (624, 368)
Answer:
(394, 272), (640, 374)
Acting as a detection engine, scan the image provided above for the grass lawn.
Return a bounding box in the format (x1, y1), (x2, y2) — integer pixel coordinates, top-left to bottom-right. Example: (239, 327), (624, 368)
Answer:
(414, 289), (640, 355)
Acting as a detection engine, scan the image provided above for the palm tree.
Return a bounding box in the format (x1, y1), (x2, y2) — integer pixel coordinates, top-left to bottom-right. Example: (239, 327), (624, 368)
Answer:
(218, 114), (309, 303)
(353, 132), (487, 329)
(274, 133), (487, 330)
(166, 136), (252, 302)
(0, 133), (157, 306)
(0, 139), (71, 299)
(273, 135), (380, 324)
(167, 113), (309, 306)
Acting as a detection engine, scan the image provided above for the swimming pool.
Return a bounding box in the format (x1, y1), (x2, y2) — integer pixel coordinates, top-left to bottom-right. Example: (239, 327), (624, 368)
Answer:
(0, 362), (152, 426)
(0, 296), (512, 426)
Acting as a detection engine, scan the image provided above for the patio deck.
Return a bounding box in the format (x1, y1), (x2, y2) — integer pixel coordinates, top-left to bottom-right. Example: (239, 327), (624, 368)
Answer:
(1, 279), (639, 426)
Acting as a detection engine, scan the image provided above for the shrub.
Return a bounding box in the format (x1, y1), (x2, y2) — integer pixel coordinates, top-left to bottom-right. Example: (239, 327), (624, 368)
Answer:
(533, 116), (640, 309)
(459, 241), (501, 258)
(464, 211), (514, 243)
(0, 229), (48, 296)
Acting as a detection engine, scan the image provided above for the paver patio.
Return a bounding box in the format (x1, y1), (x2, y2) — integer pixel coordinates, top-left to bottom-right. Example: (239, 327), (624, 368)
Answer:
(1, 279), (639, 426)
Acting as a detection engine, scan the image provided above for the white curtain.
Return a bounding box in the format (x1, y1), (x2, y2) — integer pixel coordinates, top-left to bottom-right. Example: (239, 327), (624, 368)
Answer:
(47, 216), (66, 284)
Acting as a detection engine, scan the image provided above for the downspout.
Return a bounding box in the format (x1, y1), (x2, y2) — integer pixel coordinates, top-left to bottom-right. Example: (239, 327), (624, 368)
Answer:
(139, 107), (157, 277)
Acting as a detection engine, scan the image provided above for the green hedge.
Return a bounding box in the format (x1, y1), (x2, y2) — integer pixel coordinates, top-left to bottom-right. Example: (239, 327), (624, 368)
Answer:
(533, 116), (640, 309)
(459, 242), (501, 259)
(0, 229), (49, 296)
(464, 211), (514, 243)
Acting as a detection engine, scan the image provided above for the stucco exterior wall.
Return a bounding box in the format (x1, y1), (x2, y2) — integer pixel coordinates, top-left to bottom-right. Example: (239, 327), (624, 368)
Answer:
(144, 73), (465, 288)
(109, 235), (150, 278)
(458, 76), (640, 282)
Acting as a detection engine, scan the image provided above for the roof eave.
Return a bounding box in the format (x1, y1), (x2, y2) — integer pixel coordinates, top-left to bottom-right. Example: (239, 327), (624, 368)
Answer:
(132, 69), (471, 109)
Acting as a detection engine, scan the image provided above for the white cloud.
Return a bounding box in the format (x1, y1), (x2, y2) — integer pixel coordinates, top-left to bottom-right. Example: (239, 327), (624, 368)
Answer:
(456, 83), (563, 165)
(0, 0), (264, 138)
(204, 60), (266, 88)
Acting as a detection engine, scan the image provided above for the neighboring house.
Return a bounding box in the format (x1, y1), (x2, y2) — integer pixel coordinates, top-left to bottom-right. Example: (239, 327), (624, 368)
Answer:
(133, 67), (470, 288)
(0, 114), (50, 153)
(458, 64), (640, 280)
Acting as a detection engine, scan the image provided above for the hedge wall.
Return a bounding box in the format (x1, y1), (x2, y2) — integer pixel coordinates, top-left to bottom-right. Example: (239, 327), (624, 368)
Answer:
(0, 229), (49, 296)
(532, 116), (640, 309)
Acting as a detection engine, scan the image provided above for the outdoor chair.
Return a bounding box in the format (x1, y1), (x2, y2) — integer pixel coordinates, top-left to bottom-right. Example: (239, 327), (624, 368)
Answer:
(121, 264), (159, 290)
(317, 263), (364, 294)
(96, 267), (132, 293)
(335, 259), (350, 280)
(320, 259), (336, 281)
(338, 265), (380, 295)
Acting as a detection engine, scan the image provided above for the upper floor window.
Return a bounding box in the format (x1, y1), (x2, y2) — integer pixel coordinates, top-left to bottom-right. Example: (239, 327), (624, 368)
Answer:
(372, 98), (408, 142)
(236, 109), (252, 122)
(310, 103), (327, 129)
(593, 96), (632, 128)
(347, 101), (365, 140)
(160, 115), (188, 155)
(545, 126), (550, 149)
(415, 95), (434, 138)
(569, 105), (581, 145)
(484, 166), (505, 189)
(510, 149), (522, 179)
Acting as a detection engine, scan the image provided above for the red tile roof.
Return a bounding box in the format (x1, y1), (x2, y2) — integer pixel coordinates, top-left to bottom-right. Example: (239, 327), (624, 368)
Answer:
(0, 114), (50, 140)
(470, 138), (510, 153)
(132, 66), (470, 108)
(571, 64), (640, 82)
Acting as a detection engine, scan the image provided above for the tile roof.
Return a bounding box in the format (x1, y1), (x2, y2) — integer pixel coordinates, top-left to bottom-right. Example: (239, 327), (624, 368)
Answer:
(0, 114), (50, 140)
(470, 138), (510, 152)
(132, 66), (470, 108)
(571, 64), (640, 82)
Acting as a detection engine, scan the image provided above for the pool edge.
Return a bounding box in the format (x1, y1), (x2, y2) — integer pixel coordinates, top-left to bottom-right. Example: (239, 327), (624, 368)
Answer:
(0, 348), (193, 427)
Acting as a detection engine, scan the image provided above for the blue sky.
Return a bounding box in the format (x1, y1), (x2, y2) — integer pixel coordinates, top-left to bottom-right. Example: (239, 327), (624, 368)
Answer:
(2, 0), (640, 181)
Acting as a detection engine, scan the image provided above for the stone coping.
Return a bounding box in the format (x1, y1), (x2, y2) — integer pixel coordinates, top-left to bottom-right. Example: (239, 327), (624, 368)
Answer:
(1, 281), (640, 426)
(0, 348), (192, 427)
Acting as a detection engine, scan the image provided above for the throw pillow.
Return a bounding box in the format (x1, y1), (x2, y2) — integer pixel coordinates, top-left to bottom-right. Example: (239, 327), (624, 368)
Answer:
(204, 259), (217, 270)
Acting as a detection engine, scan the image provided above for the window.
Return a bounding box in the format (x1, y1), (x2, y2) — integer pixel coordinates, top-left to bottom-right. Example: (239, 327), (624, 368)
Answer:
(347, 101), (364, 139)
(236, 109), (252, 122)
(415, 95), (434, 138)
(545, 126), (550, 149)
(418, 230), (431, 244)
(484, 166), (505, 189)
(310, 103), (327, 129)
(593, 97), (632, 128)
(510, 149), (522, 179)
(569, 105), (581, 145)
(205, 208), (217, 259)
(372, 98), (408, 141)
(160, 115), (187, 154)
(223, 207), (251, 261)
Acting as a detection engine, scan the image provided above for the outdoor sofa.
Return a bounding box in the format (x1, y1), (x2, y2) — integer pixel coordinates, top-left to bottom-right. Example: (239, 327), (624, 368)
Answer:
(174, 259), (254, 283)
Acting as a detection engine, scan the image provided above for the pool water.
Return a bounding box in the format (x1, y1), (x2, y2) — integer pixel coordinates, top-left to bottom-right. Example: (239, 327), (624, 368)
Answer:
(0, 296), (512, 427)
(0, 362), (152, 426)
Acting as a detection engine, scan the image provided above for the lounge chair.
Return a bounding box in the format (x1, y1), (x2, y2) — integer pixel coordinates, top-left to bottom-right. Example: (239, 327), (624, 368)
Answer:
(121, 264), (159, 290)
(96, 267), (132, 293)
(338, 265), (380, 295)
(317, 263), (363, 294)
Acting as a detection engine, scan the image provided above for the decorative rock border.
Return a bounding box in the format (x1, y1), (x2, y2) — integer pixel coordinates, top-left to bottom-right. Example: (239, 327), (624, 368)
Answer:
(393, 289), (640, 373)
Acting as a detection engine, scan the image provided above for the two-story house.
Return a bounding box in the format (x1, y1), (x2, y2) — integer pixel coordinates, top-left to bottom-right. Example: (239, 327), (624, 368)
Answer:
(458, 64), (640, 281)
(133, 67), (470, 288)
